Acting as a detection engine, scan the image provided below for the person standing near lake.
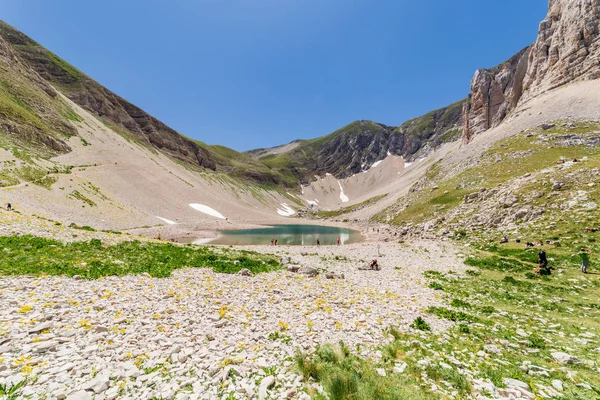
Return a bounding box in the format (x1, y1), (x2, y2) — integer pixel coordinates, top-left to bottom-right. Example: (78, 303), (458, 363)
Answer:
(337, 237), (341, 246)
(316, 239), (320, 246)
(580, 247), (590, 273)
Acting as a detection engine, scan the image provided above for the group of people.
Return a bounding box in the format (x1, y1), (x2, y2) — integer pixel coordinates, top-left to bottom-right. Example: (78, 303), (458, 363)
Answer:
(271, 237), (342, 246)
(502, 235), (592, 275)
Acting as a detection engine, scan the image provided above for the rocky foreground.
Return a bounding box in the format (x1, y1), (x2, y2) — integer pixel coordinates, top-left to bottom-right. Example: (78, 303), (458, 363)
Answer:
(0, 242), (462, 399)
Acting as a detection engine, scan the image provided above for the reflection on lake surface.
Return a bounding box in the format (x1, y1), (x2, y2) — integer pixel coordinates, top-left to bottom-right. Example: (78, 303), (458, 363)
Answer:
(203, 225), (362, 246)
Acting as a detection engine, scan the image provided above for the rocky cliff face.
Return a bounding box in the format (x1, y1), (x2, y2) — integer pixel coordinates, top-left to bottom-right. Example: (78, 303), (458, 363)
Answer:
(462, 47), (530, 142)
(463, 0), (600, 142)
(254, 101), (464, 183)
(523, 0), (600, 98)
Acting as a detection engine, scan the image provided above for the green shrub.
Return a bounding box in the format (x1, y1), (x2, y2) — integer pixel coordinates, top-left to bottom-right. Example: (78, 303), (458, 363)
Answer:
(411, 317), (431, 331)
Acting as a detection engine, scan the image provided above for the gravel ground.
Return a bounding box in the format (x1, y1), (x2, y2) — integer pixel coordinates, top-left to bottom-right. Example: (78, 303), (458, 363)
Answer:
(0, 241), (466, 399)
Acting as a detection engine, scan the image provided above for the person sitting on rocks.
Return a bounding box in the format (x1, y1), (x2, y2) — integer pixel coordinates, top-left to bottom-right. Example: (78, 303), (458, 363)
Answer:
(526, 242), (534, 248)
(370, 259), (379, 270)
(501, 236), (509, 243)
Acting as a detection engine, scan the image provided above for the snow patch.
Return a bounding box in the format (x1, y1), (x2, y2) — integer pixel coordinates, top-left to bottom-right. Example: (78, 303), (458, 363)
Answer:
(277, 203), (295, 216)
(371, 160), (384, 168)
(155, 216), (177, 225)
(338, 181), (349, 203)
(387, 150), (391, 156)
(306, 200), (318, 206)
(404, 162), (413, 168)
(189, 203), (226, 219)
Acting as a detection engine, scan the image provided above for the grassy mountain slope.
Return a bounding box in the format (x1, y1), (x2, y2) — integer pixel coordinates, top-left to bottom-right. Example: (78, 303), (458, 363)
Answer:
(0, 20), (288, 187)
(376, 120), (600, 245)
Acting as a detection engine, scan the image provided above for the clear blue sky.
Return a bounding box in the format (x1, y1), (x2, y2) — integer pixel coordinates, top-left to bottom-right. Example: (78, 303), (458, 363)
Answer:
(1, 0), (547, 151)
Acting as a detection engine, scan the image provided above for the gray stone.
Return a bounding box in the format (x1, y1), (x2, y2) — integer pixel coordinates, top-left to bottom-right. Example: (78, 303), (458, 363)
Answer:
(552, 351), (580, 365)
(297, 267), (318, 277)
(258, 375), (275, 400)
(28, 321), (53, 334)
(66, 391), (92, 400)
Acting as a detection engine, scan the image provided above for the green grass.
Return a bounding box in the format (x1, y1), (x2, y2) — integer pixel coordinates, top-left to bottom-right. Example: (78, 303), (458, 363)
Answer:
(0, 235), (280, 279)
(299, 236), (600, 399)
(69, 190), (96, 207)
(295, 342), (437, 400)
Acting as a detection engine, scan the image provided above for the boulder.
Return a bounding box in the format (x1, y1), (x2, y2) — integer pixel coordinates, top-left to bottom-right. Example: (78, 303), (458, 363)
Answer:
(297, 267), (318, 277)
(551, 351), (580, 365)
(287, 265), (300, 273)
(237, 268), (253, 277)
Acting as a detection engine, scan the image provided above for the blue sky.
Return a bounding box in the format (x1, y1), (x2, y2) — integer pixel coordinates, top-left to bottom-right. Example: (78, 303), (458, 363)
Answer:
(1, 1), (547, 151)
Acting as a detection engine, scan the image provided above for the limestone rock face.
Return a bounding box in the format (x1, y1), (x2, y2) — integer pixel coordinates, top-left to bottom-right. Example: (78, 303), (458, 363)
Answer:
(463, 0), (600, 142)
(523, 0), (600, 98)
(462, 47), (530, 143)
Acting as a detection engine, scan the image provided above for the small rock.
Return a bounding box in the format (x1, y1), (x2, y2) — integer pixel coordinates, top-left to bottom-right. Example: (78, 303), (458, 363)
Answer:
(258, 375), (276, 400)
(28, 321), (53, 334)
(552, 351), (580, 365)
(297, 267), (318, 277)
(551, 380), (563, 392)
(237, 268), (253, 277)
(66, 391), (92, 400)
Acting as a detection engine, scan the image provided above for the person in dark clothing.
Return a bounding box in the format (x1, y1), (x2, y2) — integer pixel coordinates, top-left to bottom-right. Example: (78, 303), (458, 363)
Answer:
(316, 239), (320, 246)
(538, 249), (550, 275)
(6, 203), (11, 211)
(370, 259), (379, 270)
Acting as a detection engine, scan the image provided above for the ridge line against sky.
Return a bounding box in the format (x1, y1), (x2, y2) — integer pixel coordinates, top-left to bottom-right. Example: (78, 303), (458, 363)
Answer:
(0, 0), (548, 151)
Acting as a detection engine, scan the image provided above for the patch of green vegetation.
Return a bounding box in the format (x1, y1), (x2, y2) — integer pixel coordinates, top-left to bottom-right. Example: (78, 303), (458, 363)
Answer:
(301, 243), (600, 399)
(69, 190), (96, 207)
(296, 342), (437, 400)
(45, 51), (82, 80)
(410, 316), (431, 331)
(317, 194), (388, 218)
(61, 106), (83, 122)
(68, 223), (96, 232)
(427, 306), (479, 323)
(0, 235), (280, 278)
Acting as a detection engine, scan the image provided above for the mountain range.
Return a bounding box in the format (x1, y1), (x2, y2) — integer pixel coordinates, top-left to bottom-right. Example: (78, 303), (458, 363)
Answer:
(0, 0), (599, 237)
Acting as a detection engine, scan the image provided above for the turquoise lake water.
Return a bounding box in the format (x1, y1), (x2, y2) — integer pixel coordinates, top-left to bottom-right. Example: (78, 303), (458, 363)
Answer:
(206, 224), (362, 246)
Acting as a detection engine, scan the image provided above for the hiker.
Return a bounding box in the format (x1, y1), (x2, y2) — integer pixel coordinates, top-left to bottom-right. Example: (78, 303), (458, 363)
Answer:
(271, 238), (275, 246)
(580, 248), (590, 274)
(537, 249), (550, 275)
(501, 236), (508, 243)
(370, 259), (379, 270)
(316, 239), (320, 246)
(6, 203), (11, 211)
(337, 237), (341, 245)
(274, 239), (278, 245)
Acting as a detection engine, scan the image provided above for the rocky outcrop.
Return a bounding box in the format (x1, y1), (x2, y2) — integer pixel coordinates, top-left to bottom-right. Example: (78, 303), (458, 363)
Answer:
(523, 0), (600, 98)
(463, 0), (600, 142)
(462, 47), (530, 143)
(252, 101), (464, 183)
